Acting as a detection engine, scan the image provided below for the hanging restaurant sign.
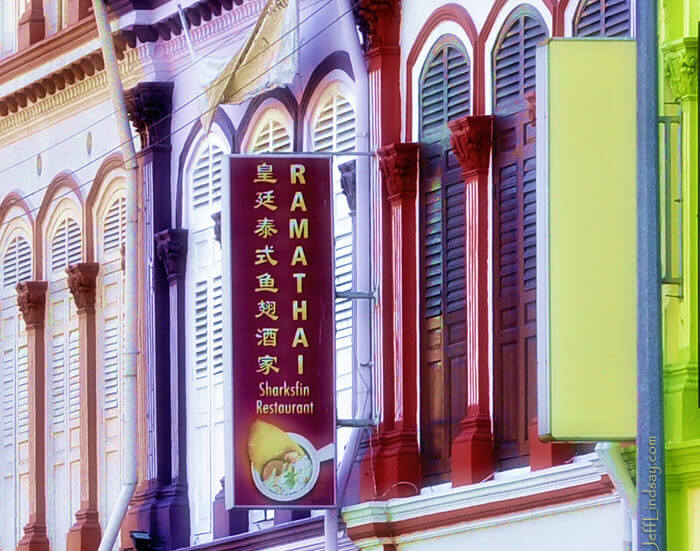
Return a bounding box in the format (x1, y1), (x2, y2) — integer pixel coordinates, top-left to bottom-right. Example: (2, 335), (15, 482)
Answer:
(223, 155), (336, 508)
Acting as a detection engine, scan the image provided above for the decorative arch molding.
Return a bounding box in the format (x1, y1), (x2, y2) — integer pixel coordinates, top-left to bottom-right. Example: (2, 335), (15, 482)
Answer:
(0, 190), (35, 230)
(85, 152), (125, 263)
(35, 172), (84, 279)
(405, 3), (478, 135)
(235, 87), (298, 153)
(298, 50), (355, 147)
(175, 107), (235, 228)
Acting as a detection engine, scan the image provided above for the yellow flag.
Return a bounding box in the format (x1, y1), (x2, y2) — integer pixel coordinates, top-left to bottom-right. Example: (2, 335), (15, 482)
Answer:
(201, 0), (297, 132)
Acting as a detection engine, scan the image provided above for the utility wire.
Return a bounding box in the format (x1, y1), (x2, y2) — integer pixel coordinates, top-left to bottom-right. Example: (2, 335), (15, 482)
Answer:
(0, 0), (334, 177)
(0, 2), (355, 278)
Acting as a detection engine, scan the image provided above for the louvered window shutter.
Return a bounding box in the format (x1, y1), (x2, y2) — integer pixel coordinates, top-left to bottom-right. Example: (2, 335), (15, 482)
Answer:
(51, 218), (82, 273)
(103, 197), (126, 256)
(47, 291), (80, 551)
(0, 303), (29, 550)
(187, 135), (226, 542)
(575, 0), (630, 37)
(3, 237), (32, 293)
(418, 39), (471, 480)
(311, 94), (355, 427)
(252, 119), (292, 153)
(491, 9), (548, 467)
(494, 11), (548, 113)
(96, 192), (126, 545)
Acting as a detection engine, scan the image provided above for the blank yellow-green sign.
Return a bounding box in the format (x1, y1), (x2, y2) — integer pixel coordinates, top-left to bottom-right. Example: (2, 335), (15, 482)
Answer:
(536, 39), (637, 441)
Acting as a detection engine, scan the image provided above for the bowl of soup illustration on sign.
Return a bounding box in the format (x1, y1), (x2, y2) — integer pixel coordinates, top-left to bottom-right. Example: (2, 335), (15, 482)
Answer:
(248, 420), (334, 502)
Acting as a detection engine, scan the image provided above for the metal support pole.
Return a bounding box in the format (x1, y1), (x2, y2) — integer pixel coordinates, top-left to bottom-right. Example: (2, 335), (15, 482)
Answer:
(636, 0), (666, 549)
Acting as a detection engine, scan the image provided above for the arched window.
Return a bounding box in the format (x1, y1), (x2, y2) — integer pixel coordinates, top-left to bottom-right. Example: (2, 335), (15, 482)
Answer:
(491, 6), (549, 468)
(46, 213), (82, 551)
(493, 6), (548, 114)
(574, 0), (631, 37)
(251, 115), (292, 154)
(186, 133), (227, 544)
(311, 89), (356, 449)
(417, 35), (470, 481)
(0, 232), (31, 551)
(95, 190), (126, 536)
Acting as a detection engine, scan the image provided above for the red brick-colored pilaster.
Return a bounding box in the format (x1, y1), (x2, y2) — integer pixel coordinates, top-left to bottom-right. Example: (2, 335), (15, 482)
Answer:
(371, 143), (421, 498)
(448, 115), (496, 486)
(16, 281), (49, 551)
(66, 264), (101, 551)
(355, 0), (418, 501)
(18, 0), (45, 50)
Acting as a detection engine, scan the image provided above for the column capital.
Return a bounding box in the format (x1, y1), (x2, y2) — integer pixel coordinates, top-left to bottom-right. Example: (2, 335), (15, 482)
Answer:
(339, 160), (357, 216)
(16, 281), (48, 328)
(155, 228), (188, 281)
(66, 263), (100, 313)
(378, 143), (419, 199)
(354, 0), (401, 54)
(125, 82), (175, 148)
(662, 37), (698, 103)
(448, 115), (493, 176)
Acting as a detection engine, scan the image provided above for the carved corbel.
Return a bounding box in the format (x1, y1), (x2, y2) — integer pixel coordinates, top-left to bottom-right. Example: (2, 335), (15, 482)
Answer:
(155, 229), (188, 281)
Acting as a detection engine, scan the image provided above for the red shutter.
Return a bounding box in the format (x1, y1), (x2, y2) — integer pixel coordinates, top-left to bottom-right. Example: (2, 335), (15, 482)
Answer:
(418, 38), (470, 481)
(492, 9), (547, 468)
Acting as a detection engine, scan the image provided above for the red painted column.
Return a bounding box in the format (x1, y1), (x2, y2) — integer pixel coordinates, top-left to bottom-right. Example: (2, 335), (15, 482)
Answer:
(16, 281), (50, 551)
(374, 143), (421, 498)
(448, 115), (496, 486)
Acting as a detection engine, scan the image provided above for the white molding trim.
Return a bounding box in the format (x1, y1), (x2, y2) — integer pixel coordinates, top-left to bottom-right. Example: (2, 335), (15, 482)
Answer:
(343, 454), (611, 528)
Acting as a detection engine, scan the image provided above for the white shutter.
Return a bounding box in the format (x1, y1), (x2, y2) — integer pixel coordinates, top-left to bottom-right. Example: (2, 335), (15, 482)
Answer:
(96, 192), (126, 550)
(46, 293), (80, 551)
(0, 307), (29, 551)
(2, 237), (31, 293)
(312, 94), (356, 424)
(187, 136), (225, 542)
(52, 218), (82, 273)
(252, 119), (292, 153)
(103, 197), (126, 256)
(191, 140), (225, 212)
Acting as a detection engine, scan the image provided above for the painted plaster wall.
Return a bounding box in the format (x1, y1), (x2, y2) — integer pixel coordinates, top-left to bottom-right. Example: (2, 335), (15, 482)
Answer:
(393, 499), (624, 551)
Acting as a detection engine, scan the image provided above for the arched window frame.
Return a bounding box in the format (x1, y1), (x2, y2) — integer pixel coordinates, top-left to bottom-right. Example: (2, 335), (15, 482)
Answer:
(42, 196), (83, 551)
(91, 169), (126, 542)
(240, 102), (294, 154)
(418, 34), (471, 144)
(183, 125), (229, 544)
(491, 4), (549, 114)
(567, 0), (635, 36)
(0, 213), (32, 551)
(483, 1), (552, 115)
(572, 0), (632, 37)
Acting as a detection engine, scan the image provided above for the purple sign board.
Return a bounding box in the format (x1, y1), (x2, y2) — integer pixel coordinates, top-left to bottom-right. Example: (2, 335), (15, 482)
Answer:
(227, 155), (336, 508)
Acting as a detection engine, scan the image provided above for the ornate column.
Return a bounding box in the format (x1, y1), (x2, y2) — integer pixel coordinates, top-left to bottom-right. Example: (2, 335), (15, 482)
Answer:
(123, 82), (181, 548)
(65, 264), (101, 551)
(153, 228), (191, 547)
(448, 116), (495, 485)
(354, 0), (408, 501)
(370, 143), (421, 498)
(18, 0), (45, 50)
(16, 281), (49, 551)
